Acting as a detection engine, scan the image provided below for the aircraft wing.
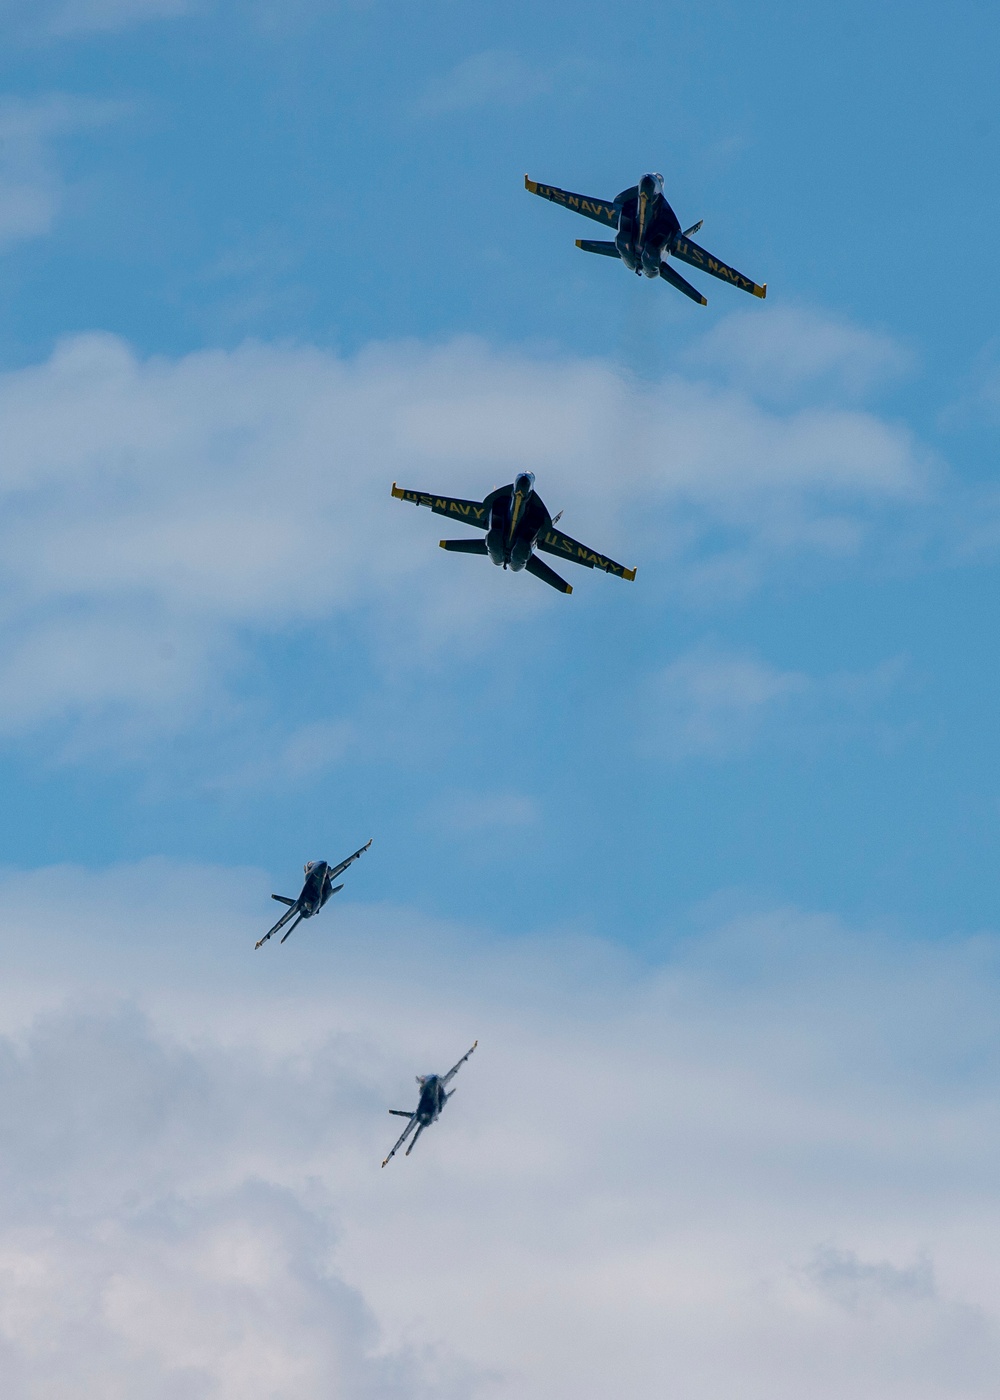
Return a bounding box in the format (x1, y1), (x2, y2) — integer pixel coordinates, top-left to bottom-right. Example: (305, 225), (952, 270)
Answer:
(392, 484), (488, 528)
(536, 526), (636, 581)
(255, 901), (300, 949)
(525, 177), (618, 229)
(327, 838), (373, 883)
(669, 234), (766, 299)
(382, 1111), (418, 1168)
(442, 1040), (478, 1087)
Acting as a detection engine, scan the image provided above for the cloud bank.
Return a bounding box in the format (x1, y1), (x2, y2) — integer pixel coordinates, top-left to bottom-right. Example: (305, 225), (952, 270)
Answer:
(0, 863), (999, 1397)
(0, 322), (929, 743)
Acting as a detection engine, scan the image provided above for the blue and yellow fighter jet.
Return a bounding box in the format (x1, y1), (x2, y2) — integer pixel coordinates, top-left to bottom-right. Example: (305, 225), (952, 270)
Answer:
(525, 171), (766, 306)
(255, 839), (372, 949)
(382, 1041), (478, 1166)
(391, 475), (635, 595)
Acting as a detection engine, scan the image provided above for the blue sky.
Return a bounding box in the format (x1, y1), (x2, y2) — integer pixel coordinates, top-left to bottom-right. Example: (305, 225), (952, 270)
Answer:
(1, 1), (1000, 1396)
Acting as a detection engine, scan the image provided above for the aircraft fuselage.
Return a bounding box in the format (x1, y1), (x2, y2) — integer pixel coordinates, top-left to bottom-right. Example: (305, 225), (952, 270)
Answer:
(299, 860), (333, 916)
(415, 1074), (448, 1125)
(615, 172), (681, 279)
(484, 472), (551, 571)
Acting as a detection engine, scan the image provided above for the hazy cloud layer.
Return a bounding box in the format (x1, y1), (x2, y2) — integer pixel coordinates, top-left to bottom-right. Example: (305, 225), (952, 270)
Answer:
(0, 864), (999, 1396)
(0, 322), (930, 741)
(0, 95), (121, 250)
(0, 0), (193, 39)
(415, 50), (563, 116)
(646, 646), (906, 758)
(685, 304), (916, 403)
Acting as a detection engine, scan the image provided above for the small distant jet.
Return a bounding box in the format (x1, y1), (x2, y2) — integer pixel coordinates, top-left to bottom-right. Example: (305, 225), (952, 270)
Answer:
(525, 171), (766, 306)
(382, 1040), (478, 1167)
(391, 475), (635, 595)
(255, 839), (372, 949)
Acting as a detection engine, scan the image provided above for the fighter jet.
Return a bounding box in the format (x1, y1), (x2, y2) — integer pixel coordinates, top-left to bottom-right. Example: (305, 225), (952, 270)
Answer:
(391, 475), (635, 595)
(381, 1040), (478, 1167)
(525, 171), (766, 306)
(255, 839), (372, 949)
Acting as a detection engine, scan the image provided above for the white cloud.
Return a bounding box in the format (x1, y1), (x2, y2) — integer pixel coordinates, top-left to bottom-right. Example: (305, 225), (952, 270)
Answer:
(684, 304), (916, 403)
(645, 646), (905, 758)
(0, 95), (121, 250)
(0, 325), (931, 743)
(0, 866), (999, 1396)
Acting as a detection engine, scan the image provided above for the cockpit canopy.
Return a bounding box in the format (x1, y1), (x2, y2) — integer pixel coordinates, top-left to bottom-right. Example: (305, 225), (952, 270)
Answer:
(514, 471), (535, 495)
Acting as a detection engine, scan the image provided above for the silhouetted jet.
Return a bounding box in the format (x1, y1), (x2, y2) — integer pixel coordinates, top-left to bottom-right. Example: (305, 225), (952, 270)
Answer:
(255, 839), (372, 949)
(391, 475), (635, 595)
(526, 171), (766, 306)
(382, 1040), (478, 1166)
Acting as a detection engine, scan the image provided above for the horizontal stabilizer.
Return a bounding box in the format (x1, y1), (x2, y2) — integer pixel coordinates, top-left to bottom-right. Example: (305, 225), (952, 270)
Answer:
(525, 552), (572, 594)
(328, 883), (344, 895)
(670, 233), (765, 298)
(659, 260), (707, 306)
(271, 894), (296, 906)
(440, 538), (489, 555)
(576, 239), (621, 259)
(525, 176), (618, 229)
(392, 484), (488, 527)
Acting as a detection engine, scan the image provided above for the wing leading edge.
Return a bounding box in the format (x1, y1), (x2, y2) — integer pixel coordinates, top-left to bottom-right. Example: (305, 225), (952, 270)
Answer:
(327, 837), (373, 883)
(442, 1040), (478, 1087)
(391, 484), (488, 527)
(525, 176), (618, 229)
(537, 527), (636, 581)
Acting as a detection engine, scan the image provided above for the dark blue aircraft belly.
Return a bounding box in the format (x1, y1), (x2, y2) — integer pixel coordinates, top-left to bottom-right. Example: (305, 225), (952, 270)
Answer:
(484, 487), (551, 569)
(617, 193), (682, 275)
(416, 1078), (444, 1123)
(300, 865), (328, 915)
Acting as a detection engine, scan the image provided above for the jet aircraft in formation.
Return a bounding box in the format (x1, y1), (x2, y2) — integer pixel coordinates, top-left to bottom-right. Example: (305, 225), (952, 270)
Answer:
(382, 1041), (478, 1166)
(526, 170), (766, 306)
(255, 839), (372, 948)
(250, 164), (764, 1167)
(391, 474), (635, 594)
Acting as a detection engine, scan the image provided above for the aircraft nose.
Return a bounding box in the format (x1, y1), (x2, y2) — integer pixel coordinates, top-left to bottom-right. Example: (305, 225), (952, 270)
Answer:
(639, 173), (658, 195)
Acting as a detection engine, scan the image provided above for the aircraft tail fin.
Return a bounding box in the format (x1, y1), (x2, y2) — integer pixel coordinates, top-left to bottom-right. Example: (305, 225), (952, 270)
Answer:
(439, 538), (489, 555)
(681, 219), (703, 237)
(575, 239), (621, 259)
(659, 260), (708, 305)
(525, 552), (573, 594)
(271, 894), (296, 906)
(328, 883), (344, 895)
(388, 1110), (413, 1117)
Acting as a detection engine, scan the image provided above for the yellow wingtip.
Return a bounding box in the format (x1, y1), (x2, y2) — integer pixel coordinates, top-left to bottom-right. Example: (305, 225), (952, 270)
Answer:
(525, 174), (538, 193)
(623, 567), (637, 582)
(391, 482), (403, 498)
(438, 540), (447, 548)
(754, 282), (767, 299)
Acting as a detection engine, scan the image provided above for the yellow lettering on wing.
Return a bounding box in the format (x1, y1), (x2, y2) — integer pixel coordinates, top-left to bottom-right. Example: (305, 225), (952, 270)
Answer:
(568, 195), (580, 208)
